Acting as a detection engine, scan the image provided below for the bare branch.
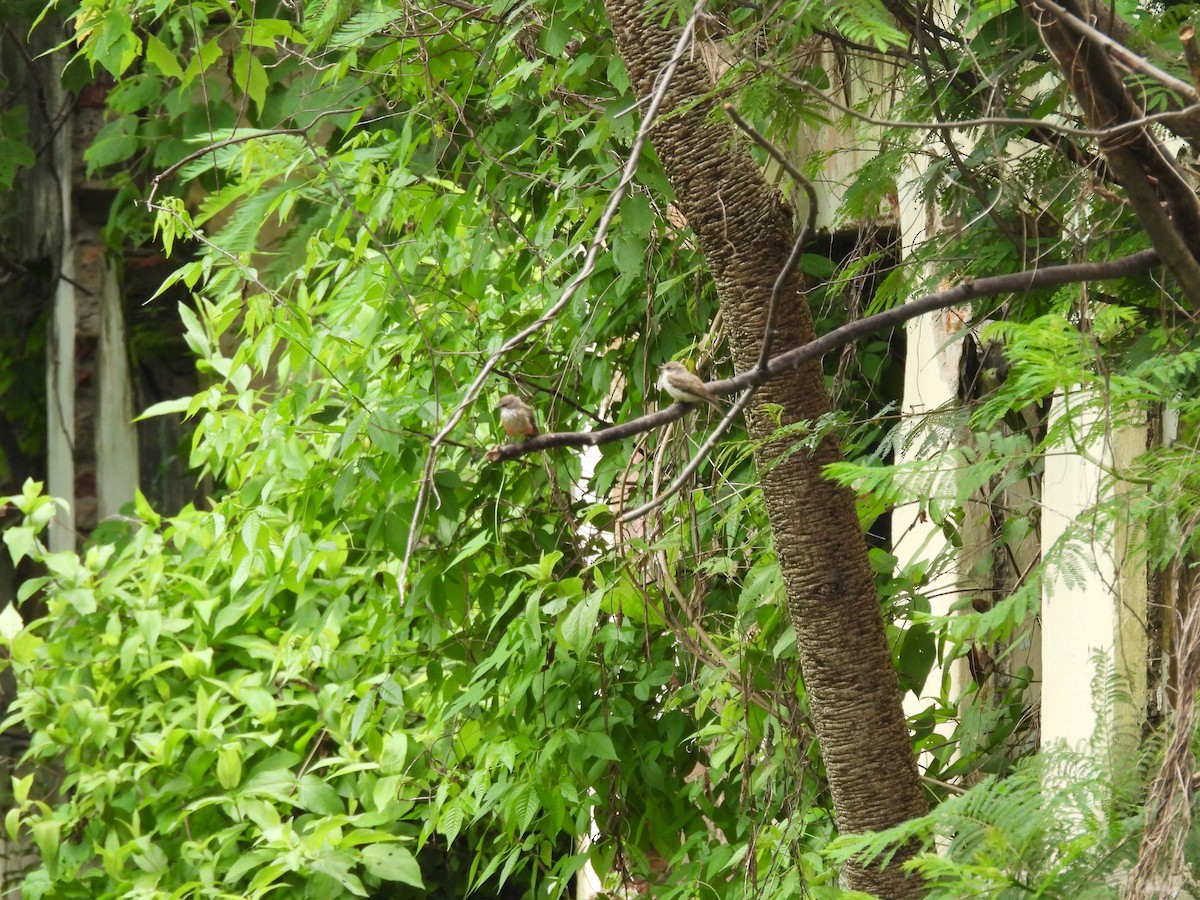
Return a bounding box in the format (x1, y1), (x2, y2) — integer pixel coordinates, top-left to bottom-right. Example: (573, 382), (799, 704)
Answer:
(779, 72), (1200, 142)
(488, 249), (1161, 462)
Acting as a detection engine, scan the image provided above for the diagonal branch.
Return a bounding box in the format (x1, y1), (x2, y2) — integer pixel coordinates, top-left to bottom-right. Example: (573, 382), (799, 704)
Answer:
(612, 105), (818, 524)
(487, 249), (1161, 461)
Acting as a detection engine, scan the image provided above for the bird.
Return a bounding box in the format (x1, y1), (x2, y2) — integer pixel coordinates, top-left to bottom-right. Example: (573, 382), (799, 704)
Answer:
(497, 394), (539, 439)
(658, 361), (722, 409)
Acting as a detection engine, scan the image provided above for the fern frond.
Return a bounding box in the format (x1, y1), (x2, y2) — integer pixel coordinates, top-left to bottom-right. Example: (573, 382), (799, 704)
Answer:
(827, 733), (1159, 898)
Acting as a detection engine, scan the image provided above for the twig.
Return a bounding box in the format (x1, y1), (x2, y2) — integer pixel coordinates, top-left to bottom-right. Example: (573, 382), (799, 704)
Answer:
(147, 129), (301, 205)
(618, 382), (755, 522)
(143, 106), (362, 205)
(774, 70), (1200, 141)
(400, 0), (712, 602)
(488, 249), (1161, 461)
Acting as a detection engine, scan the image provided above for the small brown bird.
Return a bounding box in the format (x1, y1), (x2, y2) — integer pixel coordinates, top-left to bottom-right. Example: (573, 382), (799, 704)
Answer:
(658, 361), (721, 409)
(497, 394), (539, 439)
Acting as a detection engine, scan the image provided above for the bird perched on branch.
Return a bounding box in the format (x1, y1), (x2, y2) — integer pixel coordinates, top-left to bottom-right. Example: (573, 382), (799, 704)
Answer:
(497, 394), (539, 439)
(658, 361), (722, 409)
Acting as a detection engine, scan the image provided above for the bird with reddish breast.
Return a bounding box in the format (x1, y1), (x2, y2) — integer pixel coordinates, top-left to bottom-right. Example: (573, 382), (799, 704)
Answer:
(658, 361), (722, 409)
(497, 394), (539, 439)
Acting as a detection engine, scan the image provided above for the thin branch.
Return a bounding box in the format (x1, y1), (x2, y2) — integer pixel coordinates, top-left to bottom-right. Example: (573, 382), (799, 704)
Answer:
(143, 106), (363, 205)
(618, 382), (756, 522)
(148, 130), (299, 204)
(487, 249), (1161, 461)
(401, 0), (711, 600)
(782, 72), (1200, 141)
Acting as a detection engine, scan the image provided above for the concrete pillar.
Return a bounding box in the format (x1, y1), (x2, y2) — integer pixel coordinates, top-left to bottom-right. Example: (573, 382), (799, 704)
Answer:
(1040, 388), (1147, 751)
(892, 145), (973, 719)
(43, 68), (76, 552)
(96, 259), (138, 518)
(45, 81), (139, 547)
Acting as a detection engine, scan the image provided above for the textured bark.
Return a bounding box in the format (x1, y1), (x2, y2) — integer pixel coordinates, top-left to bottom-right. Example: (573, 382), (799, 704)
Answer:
(602, 4), (927, 897)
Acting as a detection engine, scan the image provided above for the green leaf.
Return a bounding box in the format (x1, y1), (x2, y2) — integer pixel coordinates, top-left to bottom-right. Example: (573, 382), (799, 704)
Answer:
(0, 128), (34, 189)
(801, 253), (836, 278)
(0, 602), (23, 641)
(3, 526), (37, 565)
(585, 731), (619, 761)
(367, 413), (401, 456)
(60, 588), (97, 615)
(84, 115), (139, 172)
(361, 844), (423, 887)
(379, 731), (408, 775)
(437, 803), (464, 845)
(136, 396), (193, 420)
(144, 33), (184, 79)
(91, 8), (142, 76)
(508, 782), (539, 833)
(350, 692), (374, 741)
(446, 529), (489, 570)
(218, 743), (244, 789)
(298, 775), (342, 815)
(558, 589), (602, 657)
(4, 807), (19, 843)
(31, 820), (59, 870)
(378, 679), (404, 705)
(231, 48), (269, 116)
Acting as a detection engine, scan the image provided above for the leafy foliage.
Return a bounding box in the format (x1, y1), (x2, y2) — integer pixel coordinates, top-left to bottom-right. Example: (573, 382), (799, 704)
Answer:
(1, 0), (1198, 894)
(826, 665), (1191, 898)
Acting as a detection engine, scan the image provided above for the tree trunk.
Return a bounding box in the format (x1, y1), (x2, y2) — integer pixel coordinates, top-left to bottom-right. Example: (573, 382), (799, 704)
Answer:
(602, 4), (928, 897)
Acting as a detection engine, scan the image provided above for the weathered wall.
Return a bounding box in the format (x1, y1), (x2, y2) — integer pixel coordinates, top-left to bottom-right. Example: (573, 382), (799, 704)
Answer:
(1040, 391), (1148, 753)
